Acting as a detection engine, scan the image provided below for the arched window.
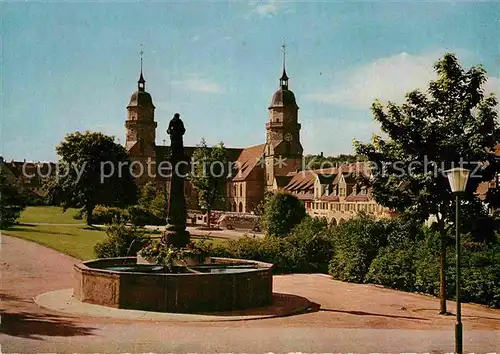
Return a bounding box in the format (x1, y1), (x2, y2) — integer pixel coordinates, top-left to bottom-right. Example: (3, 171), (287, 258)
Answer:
(240, 184), (243, 197)
(238, 202), (243, 213)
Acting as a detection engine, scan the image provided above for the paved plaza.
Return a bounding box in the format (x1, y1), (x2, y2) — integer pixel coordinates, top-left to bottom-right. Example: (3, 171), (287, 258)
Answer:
(1, 235), (499, 353)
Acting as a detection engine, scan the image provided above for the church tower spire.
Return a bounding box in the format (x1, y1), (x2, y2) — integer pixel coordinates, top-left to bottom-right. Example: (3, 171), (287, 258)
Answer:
(264, 44), (303, 191)
(124, 45), (157, 185)
(280, 42), (289, 89)
(138, 45), (146, 92)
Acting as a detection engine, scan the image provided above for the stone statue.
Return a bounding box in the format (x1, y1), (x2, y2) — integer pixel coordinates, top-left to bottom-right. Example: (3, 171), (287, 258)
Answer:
(167, 113), (185, 159)
(163, 113), (190, 248)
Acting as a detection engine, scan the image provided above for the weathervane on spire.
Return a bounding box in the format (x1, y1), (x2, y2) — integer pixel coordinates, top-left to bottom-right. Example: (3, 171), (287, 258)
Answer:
(280, 40), (289, 89)
(282, 40), (286, 70)
(138, 44), (146, 91)
(140, 44), (144, 73)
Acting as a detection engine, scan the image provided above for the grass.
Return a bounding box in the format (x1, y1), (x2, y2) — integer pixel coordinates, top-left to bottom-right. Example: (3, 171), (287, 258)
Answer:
(6, 206), (228, 259)
(19, 206), (81, 224)
(2, 224), (107, 260)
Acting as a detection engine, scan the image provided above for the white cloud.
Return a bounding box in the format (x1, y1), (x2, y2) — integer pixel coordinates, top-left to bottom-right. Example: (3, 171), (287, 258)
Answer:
(301, 116), (381, 156)
(171, 74), (223, 94)
(251, 0), (282, 17)
(485, 76), (500, 99)
(306, 51), (500, 110)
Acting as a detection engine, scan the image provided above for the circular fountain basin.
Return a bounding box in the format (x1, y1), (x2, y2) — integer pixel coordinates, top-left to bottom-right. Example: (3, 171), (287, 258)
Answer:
(74, 257), (273, 313)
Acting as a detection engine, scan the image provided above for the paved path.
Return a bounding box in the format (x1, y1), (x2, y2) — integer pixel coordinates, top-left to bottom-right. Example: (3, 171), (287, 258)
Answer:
(1, 235), (499, 353)
(146, 224), (264, 241)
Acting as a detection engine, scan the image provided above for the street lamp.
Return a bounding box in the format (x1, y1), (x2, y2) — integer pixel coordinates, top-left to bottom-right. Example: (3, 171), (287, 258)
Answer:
(445, 167), (470, 354)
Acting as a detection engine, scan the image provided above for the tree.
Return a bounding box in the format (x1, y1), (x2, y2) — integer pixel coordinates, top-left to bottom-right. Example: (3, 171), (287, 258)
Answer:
(189, 139), (229, 228)
(303, 153), (362, 170)
(50, 131), (138, 225)
(261, 192), (306, 237)
(150, 185), (169, 220)
(139, 181), (157, 207)
(0, 172), (27, 228)
(354, 53), (500, 314)
(253, 191), (274, 216)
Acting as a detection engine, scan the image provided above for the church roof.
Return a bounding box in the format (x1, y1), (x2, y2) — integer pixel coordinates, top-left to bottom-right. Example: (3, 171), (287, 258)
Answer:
(155, 145), (244, 165)
(269, 89), (298, 109)
(274, 175), (293, 189)
(128, 90), (155, 109)
(232, 144), (266, 182)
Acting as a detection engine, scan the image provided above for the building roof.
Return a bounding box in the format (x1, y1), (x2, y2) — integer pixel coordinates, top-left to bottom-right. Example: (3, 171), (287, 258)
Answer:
(295, 192), (314, 201)
(274, 175), (293, 189)
(127, 90), (155, 109)
(344, 194), (371, 202)
(232, 144), (265, 182)
(155, 145), (244, 164)
(268, 89), (298, 109)
(319, 195), (340, 202)
(283, 170), (316, 192)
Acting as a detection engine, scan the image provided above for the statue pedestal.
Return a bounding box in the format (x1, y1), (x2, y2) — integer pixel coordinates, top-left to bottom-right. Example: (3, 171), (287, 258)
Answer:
(161, 224), (190, 248)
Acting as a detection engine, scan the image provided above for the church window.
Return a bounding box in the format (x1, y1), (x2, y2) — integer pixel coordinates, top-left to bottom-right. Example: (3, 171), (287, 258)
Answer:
(240, 184), (243, 197)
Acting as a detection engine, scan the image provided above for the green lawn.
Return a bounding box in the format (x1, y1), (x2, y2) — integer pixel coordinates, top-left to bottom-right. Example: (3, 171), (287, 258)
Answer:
(2, 224), (107, 260)
(5, 205), (225, 260)
(19, 206), (81, 224)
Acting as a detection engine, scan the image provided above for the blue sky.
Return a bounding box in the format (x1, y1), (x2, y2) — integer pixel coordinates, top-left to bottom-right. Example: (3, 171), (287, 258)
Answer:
(2, 1), (499, 161)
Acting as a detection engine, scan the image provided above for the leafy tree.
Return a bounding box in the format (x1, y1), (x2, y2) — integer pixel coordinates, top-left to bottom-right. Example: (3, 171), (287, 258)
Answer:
(354, 53), (500, 314)
(189, 139), (229, 228)
(139, 181), (157, 207)
(150, 185), (169, 220)
(253, 191), (274, 216)
(50, 132), (138, 225)
(303, 153), (364, 170)
(138, 182), (168, 220)
(0, 171), (27, 228)
(261, 192), (306, 237)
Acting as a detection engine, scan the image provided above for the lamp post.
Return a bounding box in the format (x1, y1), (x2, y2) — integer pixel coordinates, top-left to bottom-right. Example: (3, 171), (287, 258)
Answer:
(445, 167), (470, 354)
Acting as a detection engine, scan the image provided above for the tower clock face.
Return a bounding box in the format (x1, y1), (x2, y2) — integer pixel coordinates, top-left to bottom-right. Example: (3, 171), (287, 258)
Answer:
(284, 132), (293, 142)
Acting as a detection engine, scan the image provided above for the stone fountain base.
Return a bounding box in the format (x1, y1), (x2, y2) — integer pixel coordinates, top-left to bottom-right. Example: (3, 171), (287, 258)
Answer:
(74, 256), (273, 313)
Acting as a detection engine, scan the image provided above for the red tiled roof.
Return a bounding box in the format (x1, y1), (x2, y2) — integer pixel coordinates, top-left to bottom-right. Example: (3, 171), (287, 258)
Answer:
(344, 194), (371, 202)
(232, 144), (265, 182)
(295, 192), (314, 201)
(274, 175), (293, 188)
(283, 170), (316, 193)
(319, 195), (340, 202)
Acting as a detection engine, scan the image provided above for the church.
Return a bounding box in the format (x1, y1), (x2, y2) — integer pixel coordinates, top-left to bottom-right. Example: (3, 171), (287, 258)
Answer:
(124, 55), (305, 215)
(123, 54), (405, 225)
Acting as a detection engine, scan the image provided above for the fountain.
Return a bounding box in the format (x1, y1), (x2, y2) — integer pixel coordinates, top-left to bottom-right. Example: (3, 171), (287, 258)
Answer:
(74, 113), (273, 313)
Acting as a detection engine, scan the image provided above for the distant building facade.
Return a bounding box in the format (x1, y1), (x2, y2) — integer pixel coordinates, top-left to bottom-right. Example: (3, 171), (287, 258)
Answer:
(8, 54), (496, 223)
(123, 57), (392, 223)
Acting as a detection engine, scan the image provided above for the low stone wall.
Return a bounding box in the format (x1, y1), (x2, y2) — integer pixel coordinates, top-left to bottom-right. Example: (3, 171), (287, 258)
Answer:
(74, 257), (273, 313)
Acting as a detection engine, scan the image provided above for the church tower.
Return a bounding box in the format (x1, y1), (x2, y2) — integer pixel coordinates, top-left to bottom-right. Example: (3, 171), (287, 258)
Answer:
(264, 46), (303, 190)
(125, 53), (157, 185)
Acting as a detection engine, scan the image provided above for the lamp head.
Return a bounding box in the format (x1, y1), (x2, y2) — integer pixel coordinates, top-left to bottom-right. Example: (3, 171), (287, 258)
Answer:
(445, 168), (470, 193)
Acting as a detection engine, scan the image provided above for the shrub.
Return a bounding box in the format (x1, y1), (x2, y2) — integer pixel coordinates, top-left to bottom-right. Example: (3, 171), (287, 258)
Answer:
(73, 208), (84, 220)
(366, 242), (417, 291)
(328, 213), (387, 282)
(455, 239), (500, 308)
(287, 216), (333, 272)
(209, 236), (307, 274)
(128, 205), (164, 226)
(0, 173), (27, 229)
(261, 192), (306, 237)
(92, 205), (129, 225)
(94, 221), (148, 258)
